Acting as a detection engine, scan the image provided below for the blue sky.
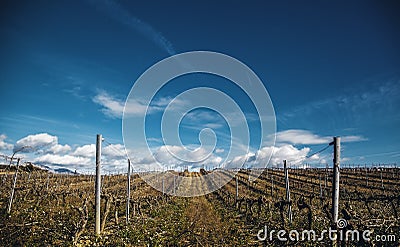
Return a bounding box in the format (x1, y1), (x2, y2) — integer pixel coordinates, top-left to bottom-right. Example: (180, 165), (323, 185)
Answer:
(0, 0), (399, 172)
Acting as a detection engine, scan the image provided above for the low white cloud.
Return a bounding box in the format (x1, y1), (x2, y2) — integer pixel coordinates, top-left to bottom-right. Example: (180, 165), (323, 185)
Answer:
(224, 144), (311, 169)
(224, 152), (254, 169)
(130, 144), (224, 171)
(34, 154), (91, 166)
(0, 134), (13, 150)
(14, 133), (58, 152)
(341, 157), (351, 162)
(263, 145), (310, 166)
(32, 143), (129, 173)
(146, 137), (162, 144)
(103, 144), (127, 158)
(5, 128), (369, 173)
(129, 129), (366, 171)
(276, 129), (330, 145)
(13, 133), (74, 156)
(4, 132), (129, 173)
(48, 144), (72, 154)
(10, 132), (296, 172)
(275, 129), (367, 145)
(153, 145), (209, 166)
(72, 144), (96, 158)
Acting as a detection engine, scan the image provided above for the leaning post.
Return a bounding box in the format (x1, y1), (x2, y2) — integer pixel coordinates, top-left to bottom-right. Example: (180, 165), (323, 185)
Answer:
(95, 134), (102, 235)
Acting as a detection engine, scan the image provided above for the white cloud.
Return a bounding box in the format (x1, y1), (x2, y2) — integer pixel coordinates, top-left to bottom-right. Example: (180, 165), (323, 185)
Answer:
(204, 123), (224, 129)
(129, 145), (224, 171)
(93, 91), (180, 118)
(48, 144), (72, 154)
(146, 137), (162, 144)
(151, 97), (187, 108)
(14, 133), (57, 152)
(280, 81), (400, 126)
(224, 152), (254, 169)
(5, 128), (368, 173)
(32, 142), (129, 173)
(130, 130), (360, 171)
(264, 145), (310, 166)
(275, 129), (367, 145)
(156, 145), (215, 164)
(13, 133), (75, 156)
(34, 154), (91, 166)
(186, 111), (220, 122)
(5, 132), (129, 173)
(72, 144), (96, 158)
(183, 109), (259, 130)
(0, 134), (13, 150)
(224, 144), (311, 169)
(275, 129), (331, 145)
(341, 135), (367, 142)
(93, 92), (148, 118)
(103, 144), (127, 158)
(341, 157), (351, 162)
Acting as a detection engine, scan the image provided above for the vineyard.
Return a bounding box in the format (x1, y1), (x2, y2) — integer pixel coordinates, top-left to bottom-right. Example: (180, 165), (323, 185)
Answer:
(0, 163), (399, 246)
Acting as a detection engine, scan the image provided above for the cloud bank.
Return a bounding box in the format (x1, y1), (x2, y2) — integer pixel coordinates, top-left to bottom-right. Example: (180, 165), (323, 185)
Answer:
(1, 129), (367, 173)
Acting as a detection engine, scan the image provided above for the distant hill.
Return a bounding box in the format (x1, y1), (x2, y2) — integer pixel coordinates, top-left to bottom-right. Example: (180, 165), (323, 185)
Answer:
(0, 162), (78, 175)
(53, 168), (77, 175)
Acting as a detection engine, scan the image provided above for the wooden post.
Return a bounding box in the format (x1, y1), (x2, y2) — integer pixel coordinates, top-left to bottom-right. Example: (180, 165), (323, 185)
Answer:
(7, 158), (20, 214)
(247, 173), (250, 191)
(46, 172), (50, 191)
(95, 134), (102, 235)
(271, 175), (274, 197)
(332, 136), (340, 224)
(173, 175), (176, 195)
(319, 175), (323, 199)
(284, 160), (292, 224)
(162, 178), (165, 195)
(126, 159), (131, 224)
(235, 175), (239, 207)
(392, 165), (395, 178)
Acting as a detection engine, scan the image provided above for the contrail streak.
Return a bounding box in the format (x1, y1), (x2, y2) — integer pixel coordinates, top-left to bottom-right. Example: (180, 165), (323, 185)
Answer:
(89, 0), (176, 55)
